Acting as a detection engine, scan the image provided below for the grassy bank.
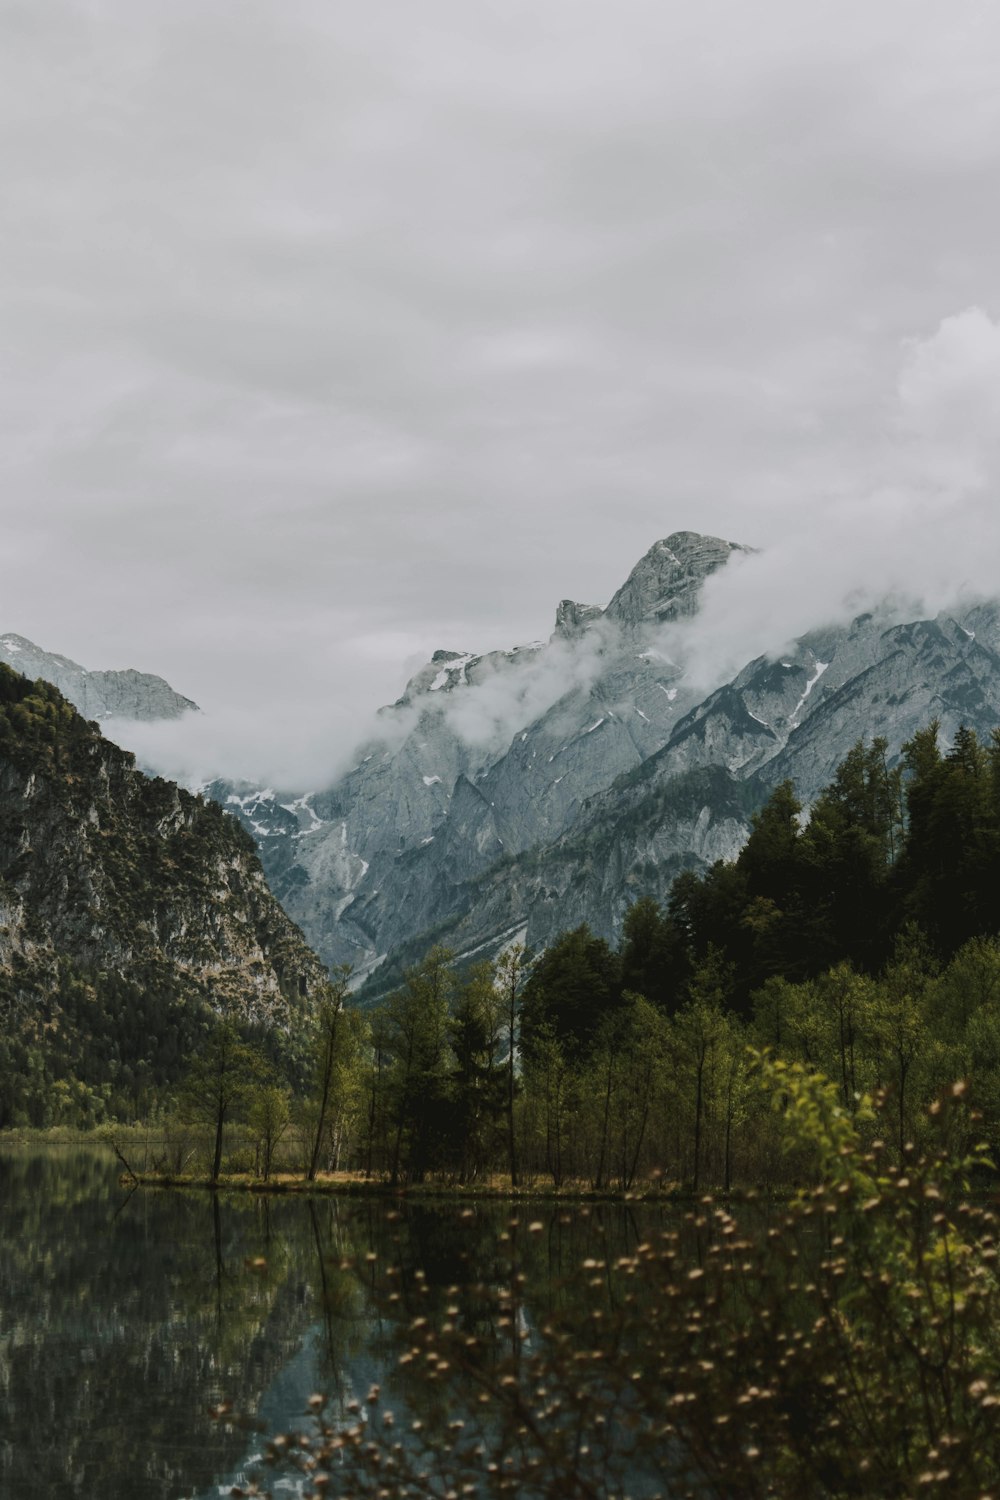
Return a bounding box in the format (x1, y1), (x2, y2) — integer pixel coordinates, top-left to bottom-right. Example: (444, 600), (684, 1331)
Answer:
(1, 1123), (169, 1149)
(120, 1167), (686, 1203)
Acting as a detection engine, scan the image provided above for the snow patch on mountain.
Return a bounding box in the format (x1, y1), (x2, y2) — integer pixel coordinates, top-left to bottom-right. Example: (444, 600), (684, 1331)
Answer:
(789, 662), (830, 727)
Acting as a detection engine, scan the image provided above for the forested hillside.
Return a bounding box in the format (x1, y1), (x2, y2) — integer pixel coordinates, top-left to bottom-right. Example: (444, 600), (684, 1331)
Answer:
(7, 671), (1000, 1204)
(0, 665), (325, 1127)
(341, 722), (1000, 1191)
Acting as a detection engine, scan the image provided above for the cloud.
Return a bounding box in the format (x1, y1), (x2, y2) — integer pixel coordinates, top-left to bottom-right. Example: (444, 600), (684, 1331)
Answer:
(662, 309), (1000, 693)
(896, 307), (1000, 489)
(122, 695), (381, 793)
(119, 305), (1000, 787)
(117, 623), (430, 790)
(439, 623), (615, 752)
(5, 4), (1000, 775)
(118, 613), (626, 789)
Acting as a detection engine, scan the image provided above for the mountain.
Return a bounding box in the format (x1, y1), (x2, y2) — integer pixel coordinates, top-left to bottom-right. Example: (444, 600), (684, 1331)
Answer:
(400, 604), (1000, 984)
(10, 533), (1000, 1002)
(0, 664), (325, 1125)
(206, 533), (750, 977)
(209, 532), (1000, 994)
(0, 633), (198, 723)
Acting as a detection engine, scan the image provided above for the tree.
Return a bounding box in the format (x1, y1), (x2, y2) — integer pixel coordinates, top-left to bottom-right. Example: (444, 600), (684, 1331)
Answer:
(619, 896), (683, 1008)
(384, 946), (454, 1184)
(674, 949), (732, 1192)
(248, 1084), (290, 1180)
(520, 925), (621, 1063)
(800, 737), (902, 971)
(872, 928), (934, 1155)
(494, 943), (530, 1187)
(740, 779), (803, 903)
(812, 962), (875, 1112)
(179, 1019), (263, 1181)
(586, 991), (667, 1191)
(307, 966), (352, 1182)
(523, 1023), (572, 1187)
(448, 962), (505, 1183)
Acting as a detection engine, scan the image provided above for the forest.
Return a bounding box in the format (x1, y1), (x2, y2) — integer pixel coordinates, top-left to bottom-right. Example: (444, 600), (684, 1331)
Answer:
(251, 720), (1000, 1193)
(8, 718), (1000, 1198)
(10, 717), (1000, 1497)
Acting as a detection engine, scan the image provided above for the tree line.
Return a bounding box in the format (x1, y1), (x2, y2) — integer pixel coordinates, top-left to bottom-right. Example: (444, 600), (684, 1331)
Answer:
(10, 719), (1000, 1191)
(115, 720), (1000, 1189)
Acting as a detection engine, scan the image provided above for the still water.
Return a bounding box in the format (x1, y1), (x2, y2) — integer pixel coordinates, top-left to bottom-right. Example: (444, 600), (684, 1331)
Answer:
(0, 1147), (663, 1499)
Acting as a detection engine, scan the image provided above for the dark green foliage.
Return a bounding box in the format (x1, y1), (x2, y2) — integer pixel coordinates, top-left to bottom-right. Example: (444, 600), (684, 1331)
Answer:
(382, 947), (455, 1184)
(794, 736), (902, 972)
(893, 722), (1000, 953)
(520, 923), (622, 1062)
(665, 724), (1000, 1007)
(619, 894), (687, 1009)
(446, 962), (507, 1183)
(0, 958), (208, 1127)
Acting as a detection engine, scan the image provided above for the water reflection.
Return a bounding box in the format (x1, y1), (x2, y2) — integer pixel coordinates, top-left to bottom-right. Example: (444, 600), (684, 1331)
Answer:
(0, 1147), (677, 1500)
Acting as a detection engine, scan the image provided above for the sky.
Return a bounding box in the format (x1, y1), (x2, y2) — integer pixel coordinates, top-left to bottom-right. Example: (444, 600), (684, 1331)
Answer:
(5, 1), (1000, 785)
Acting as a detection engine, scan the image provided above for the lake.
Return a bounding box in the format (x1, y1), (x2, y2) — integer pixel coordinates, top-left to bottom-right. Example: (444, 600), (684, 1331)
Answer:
(0, 1145), (666, 1499)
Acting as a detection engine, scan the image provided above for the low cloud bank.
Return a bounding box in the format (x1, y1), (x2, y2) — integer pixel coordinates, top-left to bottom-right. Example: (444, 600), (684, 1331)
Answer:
(663, 308), (1000, 691)
(440, 622), (617, 750)
(128, 308), (1000, 792)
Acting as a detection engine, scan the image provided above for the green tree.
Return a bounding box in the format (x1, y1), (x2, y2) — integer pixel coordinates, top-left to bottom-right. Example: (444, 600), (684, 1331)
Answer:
(248, 1084), (290, 1180)
(674, 949), (732, 1191)
(586, 990), (667, 1191)
(800, 737), (902, 970)
(178, 1019), (264, 1181)
(872, 928), (935, 1155)
(307, 966), (352, 1182)
(520, 924), (620, 1063)
(619, 895), (684, 1008)
(813, 961), (875, 1112)
(494, 943), (530, 1188)
(384, 946), (453, 1184)
(524, 1023), (572, 1187)
(448, 961), (505, 1183)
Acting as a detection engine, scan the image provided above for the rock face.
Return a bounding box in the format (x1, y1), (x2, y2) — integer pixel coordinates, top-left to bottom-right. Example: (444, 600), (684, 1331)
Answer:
(0, 665), (324, 1055)
(12, 531), (1000, 1002)
(604, 532), (752, 629)
(206, 532), (767, 978)
(0, 634), (198, 723)
(209, 531), (1000, 995)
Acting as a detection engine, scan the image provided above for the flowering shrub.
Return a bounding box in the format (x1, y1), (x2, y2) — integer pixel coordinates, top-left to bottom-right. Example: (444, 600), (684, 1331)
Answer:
(230, 1061), (1000, 1498)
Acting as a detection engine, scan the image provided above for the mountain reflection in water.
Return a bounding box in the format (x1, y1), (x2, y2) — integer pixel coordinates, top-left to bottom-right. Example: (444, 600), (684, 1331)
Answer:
(0, 1147), (669, 1500)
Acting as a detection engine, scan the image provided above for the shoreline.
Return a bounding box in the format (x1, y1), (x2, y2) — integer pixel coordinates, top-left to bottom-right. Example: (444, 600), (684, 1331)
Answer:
(120, 1169), (688, 1203)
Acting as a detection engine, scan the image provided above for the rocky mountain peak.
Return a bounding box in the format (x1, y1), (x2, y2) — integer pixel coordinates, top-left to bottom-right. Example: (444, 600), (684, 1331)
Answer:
(552, 599), (603, 640)
(605, 531), (751, 630)
(398, 649), (476, 703)
(0, 633), (198, 722)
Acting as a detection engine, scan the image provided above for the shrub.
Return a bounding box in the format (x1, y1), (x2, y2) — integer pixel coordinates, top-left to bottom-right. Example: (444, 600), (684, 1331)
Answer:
(230, 1061), (1000, 1498)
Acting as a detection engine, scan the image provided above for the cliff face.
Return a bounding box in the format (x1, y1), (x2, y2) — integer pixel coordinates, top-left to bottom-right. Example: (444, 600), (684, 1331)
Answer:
(0, 634), (198, 723)
(12, 532), (1000, 1007)
(212, 532), (1000, 989)
(211, 530), (747, 978)
(0, 665), (325, 1119)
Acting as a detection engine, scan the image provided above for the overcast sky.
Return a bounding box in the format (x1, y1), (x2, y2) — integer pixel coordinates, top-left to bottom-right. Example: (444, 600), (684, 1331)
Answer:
(5, 1), (1000, 784)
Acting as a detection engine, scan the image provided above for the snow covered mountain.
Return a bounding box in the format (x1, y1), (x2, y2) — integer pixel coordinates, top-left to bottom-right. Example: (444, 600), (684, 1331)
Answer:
(10, 532), (1000, 995)
(208, 532), (1000, 991)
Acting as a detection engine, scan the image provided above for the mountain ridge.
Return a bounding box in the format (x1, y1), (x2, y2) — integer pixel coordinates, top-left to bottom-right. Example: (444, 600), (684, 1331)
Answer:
(9, 532), (1000, 1000)
(0, 633), (199, 723)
